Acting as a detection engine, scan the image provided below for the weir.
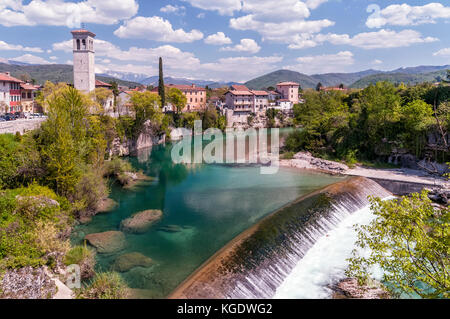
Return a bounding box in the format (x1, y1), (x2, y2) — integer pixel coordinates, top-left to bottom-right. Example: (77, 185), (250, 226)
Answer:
(170, 177), (392, 299)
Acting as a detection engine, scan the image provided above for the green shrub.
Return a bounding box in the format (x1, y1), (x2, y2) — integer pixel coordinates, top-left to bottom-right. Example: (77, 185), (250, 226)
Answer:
(73, 169), (109, 214)
(65, 245), (96, 280)
(280, 152), (295, 160)
(77, 272), (128, 299)
(0, 134), (20, 189)
(0, 184), (71, 270)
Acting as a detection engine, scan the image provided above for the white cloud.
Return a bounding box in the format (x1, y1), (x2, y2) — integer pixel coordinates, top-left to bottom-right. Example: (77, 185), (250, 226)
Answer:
(197, 13), (205, 19)
(372, 59), (383, 65)
(287, 51), (354, 74)
(289, 29), (438, 49)
(53, 39), (201, 67)
(0, 0), (139, 27)
(204, 32), (232, 45)
(181, 0), (241, 16)
(221, 39), (261, 54)
(11, 54), (51, 64)
(0, 40), (43, 53)
(433, 48), (450, 57)
(306, 0), (328, 10)
(114, 16), (203, 43)
(49, 56), (58, 60)
(160, 5), (186, 15)
(366, 3), (450, 28)
(229, 0), (334, 46)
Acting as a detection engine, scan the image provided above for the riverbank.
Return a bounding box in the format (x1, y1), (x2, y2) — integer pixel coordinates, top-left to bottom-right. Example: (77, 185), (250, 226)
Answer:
(280, 152), (449, 191)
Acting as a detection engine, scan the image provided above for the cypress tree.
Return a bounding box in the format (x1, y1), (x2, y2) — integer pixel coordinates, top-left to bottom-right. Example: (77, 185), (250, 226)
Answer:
(158, 57), (165, 107)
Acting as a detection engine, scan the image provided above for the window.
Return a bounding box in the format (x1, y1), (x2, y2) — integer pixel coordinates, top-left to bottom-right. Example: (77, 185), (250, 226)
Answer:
(77, 39), (80, 50)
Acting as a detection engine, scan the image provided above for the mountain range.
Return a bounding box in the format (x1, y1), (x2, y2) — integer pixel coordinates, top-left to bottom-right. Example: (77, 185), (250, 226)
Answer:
(244, 65), (450, 90)
(0, 58), (448, 90)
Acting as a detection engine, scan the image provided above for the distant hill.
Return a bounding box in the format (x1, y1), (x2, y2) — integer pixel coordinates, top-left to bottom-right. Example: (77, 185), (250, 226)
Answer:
(245, 70), (319, 90)
(245, 65), (450, 90)
(350, 70), (448, 88)
(245, 69), (380, 89)
(0, 63), (141, 88)
(310, 70), (380, 87)
(140, 76), (240, 89)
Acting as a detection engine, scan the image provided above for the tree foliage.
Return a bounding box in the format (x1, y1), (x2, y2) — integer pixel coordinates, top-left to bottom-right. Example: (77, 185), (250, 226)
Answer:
(347, 192), (449, 299)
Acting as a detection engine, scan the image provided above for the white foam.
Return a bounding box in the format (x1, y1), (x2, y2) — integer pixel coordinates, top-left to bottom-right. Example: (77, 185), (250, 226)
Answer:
(274, 198), (393, 299)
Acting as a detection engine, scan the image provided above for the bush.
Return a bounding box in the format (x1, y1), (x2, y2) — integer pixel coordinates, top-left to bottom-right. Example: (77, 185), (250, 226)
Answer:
(280, 152), (295, 160)
(0, 185), (71, 270)
(77, 272), (128, 299)
(65, 245), (96, 280)
(73, 169), (109, 214)
(0, 134), (20, 189)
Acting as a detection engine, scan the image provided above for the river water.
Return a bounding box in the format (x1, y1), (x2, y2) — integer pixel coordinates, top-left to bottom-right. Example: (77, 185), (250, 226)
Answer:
(73, 138), (344, 298)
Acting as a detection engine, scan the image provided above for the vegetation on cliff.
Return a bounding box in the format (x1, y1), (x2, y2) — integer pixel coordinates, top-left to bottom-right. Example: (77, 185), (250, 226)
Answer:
(347, 192), (449, 299)
(285, 82), (449, 168)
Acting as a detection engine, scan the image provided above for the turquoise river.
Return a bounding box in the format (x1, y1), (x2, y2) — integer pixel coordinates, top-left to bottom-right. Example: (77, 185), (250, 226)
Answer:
(73, 136), (344, 298)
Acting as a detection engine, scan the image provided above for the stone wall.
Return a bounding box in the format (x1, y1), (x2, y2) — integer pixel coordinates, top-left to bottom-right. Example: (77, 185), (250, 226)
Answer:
(0, 118), (46, 135)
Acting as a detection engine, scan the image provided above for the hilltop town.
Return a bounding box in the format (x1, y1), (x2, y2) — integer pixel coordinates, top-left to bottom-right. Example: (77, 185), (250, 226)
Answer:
(1, 28), (392, 135)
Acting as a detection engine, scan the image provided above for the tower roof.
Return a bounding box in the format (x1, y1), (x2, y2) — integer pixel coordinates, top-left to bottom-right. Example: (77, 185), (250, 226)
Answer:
(71, 29), (96, 37)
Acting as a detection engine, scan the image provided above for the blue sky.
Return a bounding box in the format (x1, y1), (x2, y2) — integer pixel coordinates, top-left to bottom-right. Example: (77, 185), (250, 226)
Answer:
(0, 0), (449, 82)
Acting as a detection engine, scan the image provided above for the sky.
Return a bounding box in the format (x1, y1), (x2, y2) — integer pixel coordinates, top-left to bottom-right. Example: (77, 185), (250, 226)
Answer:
(0, 0), (449, 82)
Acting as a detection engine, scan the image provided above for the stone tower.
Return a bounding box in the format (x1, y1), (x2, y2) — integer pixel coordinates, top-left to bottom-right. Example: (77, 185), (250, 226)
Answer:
(71, 29), (96, 93)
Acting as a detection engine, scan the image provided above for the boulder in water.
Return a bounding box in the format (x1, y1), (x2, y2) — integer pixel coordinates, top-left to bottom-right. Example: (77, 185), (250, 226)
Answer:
(158, 225), (183, 233)
(85, 231), (126, 254)
(113, 252), (154, 272)
(120, 210), (163, 234)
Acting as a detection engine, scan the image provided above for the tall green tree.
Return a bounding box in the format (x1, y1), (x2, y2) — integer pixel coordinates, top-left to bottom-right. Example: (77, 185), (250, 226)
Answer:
(166, 87), (187, 114)
(110, 81), (119, 107)
(39, 87), (88, 196)
(158, 57), (166, 107)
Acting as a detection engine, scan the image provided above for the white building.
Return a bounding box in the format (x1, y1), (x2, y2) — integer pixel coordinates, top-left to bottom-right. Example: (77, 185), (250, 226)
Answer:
(0, 72), (22, 114)
(276, 82), (300, 104)
(72, 29), (96, 93)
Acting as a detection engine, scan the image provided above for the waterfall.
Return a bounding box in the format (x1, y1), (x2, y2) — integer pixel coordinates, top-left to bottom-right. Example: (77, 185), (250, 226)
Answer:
(170, 177), (392, 300)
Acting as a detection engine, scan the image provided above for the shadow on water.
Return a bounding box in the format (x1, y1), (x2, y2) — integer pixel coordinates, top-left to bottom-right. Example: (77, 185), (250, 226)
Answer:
(72, 130), (344, 298)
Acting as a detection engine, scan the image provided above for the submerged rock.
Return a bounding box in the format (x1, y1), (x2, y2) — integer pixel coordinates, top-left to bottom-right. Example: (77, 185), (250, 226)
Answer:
(120, 210), (163, 234)
(97, 198), (118, 214)
(85, 231), (126, 254)
(331, 278), (390, 299)
(113, 252), (154, 272)
(158, 225), (184, 233)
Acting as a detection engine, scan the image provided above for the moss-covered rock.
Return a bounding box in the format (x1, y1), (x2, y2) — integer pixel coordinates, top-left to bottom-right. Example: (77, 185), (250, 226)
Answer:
(84, 231), (126, 254)
(120, 210), (162, 234)
(113, 252), (154, 272)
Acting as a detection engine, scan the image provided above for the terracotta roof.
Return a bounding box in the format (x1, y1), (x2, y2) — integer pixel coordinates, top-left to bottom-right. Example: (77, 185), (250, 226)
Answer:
(227, 90), (254, 96)
(278, 99), (291, 102)
(0, 72), (22, 83)
(277, 82), (299, 86)
(95, 79), (112, 87)
(231, 85), (249, 91)
(71, 29), (96, 37)
(251, 90), (268, 96)
(167, 84), (206, 91)
(20, 83), (38, 90)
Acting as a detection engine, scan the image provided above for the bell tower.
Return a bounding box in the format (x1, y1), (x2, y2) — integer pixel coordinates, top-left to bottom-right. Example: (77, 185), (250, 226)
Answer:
(71, 29), (96, 93)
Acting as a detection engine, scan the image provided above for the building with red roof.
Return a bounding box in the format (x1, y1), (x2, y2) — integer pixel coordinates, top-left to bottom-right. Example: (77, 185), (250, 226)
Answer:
(276, 82), (300, 104)
(150, 83), (206, 112)
(0, 72), (23, 113)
